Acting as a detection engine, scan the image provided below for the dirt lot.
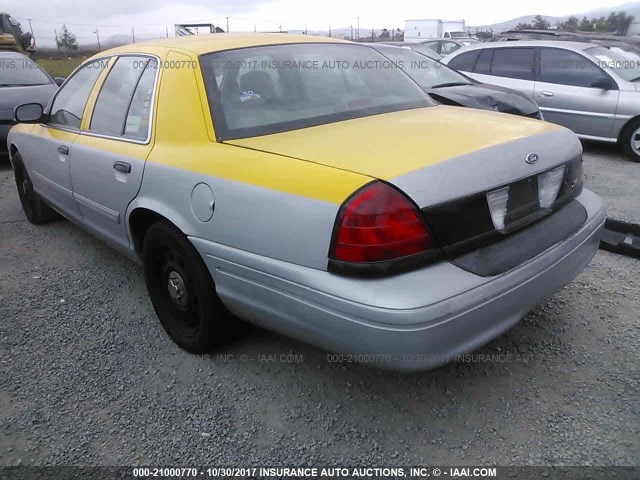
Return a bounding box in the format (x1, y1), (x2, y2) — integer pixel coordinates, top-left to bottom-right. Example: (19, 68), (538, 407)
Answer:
(0, 143), (638, 467)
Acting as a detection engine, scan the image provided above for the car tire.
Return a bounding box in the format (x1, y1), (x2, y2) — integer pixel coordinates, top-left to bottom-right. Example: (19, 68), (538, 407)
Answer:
(13, 153), (61, 224)
(142, 220), (229, 353)
(620, 119), (640, 163)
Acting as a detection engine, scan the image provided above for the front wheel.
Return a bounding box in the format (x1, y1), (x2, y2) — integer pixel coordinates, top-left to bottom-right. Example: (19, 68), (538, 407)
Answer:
(620, 120), (640, 163)
(142, 221), (230, 353)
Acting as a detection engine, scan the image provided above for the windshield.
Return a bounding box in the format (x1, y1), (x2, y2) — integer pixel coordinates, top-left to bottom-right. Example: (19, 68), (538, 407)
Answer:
(201, 43), (434, 140)
(449, 32), (470, 38)
(408, 44), (442, 60)
(375, 47), (471, 90)
(0, 55), (51, 86)
(585, 46), (640, 82)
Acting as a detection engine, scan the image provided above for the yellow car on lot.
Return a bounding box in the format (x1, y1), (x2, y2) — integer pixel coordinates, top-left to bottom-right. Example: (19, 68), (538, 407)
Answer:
(8, 34), (605, 371)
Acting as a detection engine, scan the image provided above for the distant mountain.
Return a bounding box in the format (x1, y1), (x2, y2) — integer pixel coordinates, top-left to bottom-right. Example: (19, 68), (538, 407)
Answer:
(471, 2), (640, 32)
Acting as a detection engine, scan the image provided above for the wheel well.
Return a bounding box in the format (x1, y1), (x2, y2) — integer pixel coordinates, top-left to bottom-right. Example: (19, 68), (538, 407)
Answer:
(9, 145), (21, 170)
(619, 115), (640, 143)
(129, 209), (170, 255)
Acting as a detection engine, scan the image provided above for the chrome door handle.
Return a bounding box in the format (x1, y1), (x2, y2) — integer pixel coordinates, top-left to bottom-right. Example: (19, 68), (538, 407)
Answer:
(113, 161), (131, 174)
(57, 145), (69, 155)
(539, 91), (555, 98)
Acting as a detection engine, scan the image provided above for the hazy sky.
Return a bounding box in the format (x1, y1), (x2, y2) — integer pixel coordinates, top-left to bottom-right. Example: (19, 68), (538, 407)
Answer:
(4, 0), (637, 43)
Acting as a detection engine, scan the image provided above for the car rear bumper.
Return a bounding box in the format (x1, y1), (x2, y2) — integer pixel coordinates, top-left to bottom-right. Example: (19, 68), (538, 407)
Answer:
(190, 189), (605, 372)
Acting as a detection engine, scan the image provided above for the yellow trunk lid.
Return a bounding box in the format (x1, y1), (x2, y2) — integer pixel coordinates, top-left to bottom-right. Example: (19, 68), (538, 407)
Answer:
(227, 105), (561, 179)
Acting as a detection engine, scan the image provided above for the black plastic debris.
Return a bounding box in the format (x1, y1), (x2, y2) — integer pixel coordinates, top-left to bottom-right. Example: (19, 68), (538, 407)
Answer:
(599, 218), (640, 259)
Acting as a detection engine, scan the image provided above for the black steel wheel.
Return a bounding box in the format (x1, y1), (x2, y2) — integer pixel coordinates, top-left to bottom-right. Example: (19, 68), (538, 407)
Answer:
(143, 220), (229, 353)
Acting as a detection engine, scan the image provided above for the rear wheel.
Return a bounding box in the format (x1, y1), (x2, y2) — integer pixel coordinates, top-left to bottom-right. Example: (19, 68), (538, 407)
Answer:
(620, 119), (640, 163)
(13, 152), (61, 224)
(142, 221), (229, 353)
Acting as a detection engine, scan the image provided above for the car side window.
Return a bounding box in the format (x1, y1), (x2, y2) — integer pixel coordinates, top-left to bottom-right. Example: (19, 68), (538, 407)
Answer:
(90, 56), (153, 137)
(422, 41), (439, 51)
(539, 48), (607, 88)
(447, 50), (480, 72)
(48, 59), (107, 129)
(490, 48), (535, 80)
(473, 49), (493, 74)
(441, 42), (460, 55)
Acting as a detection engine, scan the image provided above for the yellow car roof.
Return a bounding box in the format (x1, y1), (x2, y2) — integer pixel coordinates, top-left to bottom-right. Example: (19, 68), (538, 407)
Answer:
(102, 33), (348, 56)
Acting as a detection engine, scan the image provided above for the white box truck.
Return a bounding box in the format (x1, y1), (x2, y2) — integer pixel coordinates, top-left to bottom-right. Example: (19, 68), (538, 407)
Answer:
(404, 19), (466, 43)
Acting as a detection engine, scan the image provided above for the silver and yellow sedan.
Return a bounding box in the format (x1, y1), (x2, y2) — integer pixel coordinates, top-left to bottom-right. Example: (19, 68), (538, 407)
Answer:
(8, 34), (605, 371)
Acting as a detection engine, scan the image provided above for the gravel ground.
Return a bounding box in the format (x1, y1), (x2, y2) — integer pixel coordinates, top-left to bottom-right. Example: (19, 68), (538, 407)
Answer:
(0, 143), (638, 468)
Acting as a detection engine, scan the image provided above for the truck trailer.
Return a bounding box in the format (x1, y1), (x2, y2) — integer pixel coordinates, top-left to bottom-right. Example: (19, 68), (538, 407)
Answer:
(404, 19), (466, 43)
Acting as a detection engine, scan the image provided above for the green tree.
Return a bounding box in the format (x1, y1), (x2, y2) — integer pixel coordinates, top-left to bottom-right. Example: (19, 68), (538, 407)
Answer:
(559, 16), (579, 31)
(533, 15), (550, 30)
(594, 16), (609, 32)
(378, 28), (390, 40)
(57, 25), (78, 51)
(515, 22), (533, 30)
(612, 11), (635, 35)
(579, 16), (594, 31)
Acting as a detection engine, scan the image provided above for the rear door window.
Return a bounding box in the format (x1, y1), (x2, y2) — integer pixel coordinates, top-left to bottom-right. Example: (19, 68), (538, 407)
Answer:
(90, 56), (157, 140)
(490, 48), (535, 80)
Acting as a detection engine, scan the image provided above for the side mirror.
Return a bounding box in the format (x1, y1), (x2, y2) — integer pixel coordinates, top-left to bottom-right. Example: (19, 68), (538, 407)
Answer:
(53, 77), (66, 86)
(590, 76), (613, 90)
(14, 103), (44, 123)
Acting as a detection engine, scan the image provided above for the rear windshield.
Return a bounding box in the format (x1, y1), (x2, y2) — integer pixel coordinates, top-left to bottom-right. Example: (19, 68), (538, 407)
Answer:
(585, 46), (640, 82)
(0, 55), (51, 86)
(200, 43), (433, 140)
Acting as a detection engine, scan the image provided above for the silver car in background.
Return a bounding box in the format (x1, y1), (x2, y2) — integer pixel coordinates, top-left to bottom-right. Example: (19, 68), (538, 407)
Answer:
(0, 51), (60, 157)
(444, 41), (640, 162)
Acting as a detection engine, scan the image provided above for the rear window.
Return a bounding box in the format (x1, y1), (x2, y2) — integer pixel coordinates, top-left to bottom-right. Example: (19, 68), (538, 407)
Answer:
(200, 43), (433, 141)
(0, 55), (51, 86)
(586, 46), (640, 82)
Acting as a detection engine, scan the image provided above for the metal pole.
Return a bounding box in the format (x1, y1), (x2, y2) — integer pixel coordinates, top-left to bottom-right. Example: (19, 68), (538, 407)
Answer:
(357, 17), (360, 39)
(132, 27), (135, 43)
(226, 17), (229, 33)
(350, 25), (353, 40)
(329, 24), (331, 37)
(254, 24), (257, 33)
(166, 26), (169, 38)
(28, 18), (35, 42)
(94, 29), (101, 51)
(55, 28), (60, 53)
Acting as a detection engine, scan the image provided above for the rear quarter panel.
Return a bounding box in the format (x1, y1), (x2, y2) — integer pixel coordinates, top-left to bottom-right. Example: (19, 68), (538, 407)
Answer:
(129, 49), (372, 270)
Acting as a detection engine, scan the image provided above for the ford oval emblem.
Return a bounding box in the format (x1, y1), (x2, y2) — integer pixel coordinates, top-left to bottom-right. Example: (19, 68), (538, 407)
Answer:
(525, 153), (539, 164)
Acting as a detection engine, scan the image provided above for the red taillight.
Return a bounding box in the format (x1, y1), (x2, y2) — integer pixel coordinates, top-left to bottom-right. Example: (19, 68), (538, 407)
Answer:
(331, 182), (432, 263)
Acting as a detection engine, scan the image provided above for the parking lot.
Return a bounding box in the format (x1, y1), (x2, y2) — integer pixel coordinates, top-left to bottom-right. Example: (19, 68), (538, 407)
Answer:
(0, 143), (637, 467)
